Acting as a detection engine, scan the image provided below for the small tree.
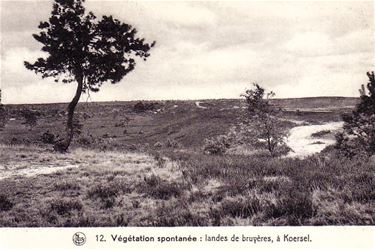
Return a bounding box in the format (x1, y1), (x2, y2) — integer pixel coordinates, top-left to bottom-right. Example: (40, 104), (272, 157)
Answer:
(336, 72), (375, 157)
(242, 83), (287, 156)
(25, 0), (155, 152)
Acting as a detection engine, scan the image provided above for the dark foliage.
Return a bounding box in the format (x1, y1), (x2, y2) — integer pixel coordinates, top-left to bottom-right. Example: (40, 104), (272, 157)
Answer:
(133, 101), (159, 112)
(0, 195), (13, 212)
(49, 198), (83, 215)
(242, 83), (288, 156)
(41, 130), (56, 144)
(24, 0), (155, 151)
(0, 105), (6, 128)
(21, 109), (40, 130)
(336, 72), (375, 157)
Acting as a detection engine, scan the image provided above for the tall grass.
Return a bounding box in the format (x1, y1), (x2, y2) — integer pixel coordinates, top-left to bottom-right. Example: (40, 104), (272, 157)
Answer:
(0, 144), (373, 226)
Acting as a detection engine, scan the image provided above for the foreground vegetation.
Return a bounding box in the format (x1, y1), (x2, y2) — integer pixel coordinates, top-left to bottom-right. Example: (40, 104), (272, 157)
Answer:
(0, 144), (373, 226)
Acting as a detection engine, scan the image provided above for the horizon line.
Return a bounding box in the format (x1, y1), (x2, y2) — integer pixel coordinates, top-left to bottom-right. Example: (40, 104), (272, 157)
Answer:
(1, 95), (359, 105)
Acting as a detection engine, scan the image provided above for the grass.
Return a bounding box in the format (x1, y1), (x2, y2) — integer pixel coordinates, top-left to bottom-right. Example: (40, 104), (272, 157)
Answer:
(0, 99), (373, 226)
(0, 144), (373, 226)
(0, 98), (354, 151)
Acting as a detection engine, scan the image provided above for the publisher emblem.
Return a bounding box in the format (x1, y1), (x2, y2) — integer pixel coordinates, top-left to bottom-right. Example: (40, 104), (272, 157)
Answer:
(73, 232), (86, 246)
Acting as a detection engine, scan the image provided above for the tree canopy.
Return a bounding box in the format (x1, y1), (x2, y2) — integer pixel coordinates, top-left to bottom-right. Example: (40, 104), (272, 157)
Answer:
(25, 0), (155, 93)
(242, 83), (288, 157)
(24, 0), (155, 152)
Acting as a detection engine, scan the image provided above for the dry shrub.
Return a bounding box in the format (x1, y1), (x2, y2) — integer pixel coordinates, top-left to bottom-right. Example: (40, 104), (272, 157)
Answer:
(142, 174), (183, 200)
(221, 196), (261, 218)
(49, 198), (83, 215)
(203, 135), (231, 155)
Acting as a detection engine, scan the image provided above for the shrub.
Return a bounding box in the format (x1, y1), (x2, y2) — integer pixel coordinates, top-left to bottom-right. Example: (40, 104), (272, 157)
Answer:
(10, 137), (19, 145)
(54, 181), (81, 191)
(87, 183), (119, 200)
(165, 138), (179, 148)
(72, 118), (83, 136)
(143, 200), (209, 226)
(0, 195), (13, 212)
(49, 198), (83, 215)
(221, 196), (261, 218)
(203, 135), (231, 155)
(41, 131), (55, 144)
(151, 152), (166, 167)
(133, 101), (160, 112)
(77, 135), (95, 146)
(265, 191), (316, 225)
(87, 183), (120, 209)
(142, 174), (183, 200)
(21, 109), (40, 130)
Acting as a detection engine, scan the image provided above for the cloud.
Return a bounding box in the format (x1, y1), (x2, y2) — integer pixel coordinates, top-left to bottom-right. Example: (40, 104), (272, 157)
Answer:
(1, 47), (46, 88)
(3, 81), (77, 104)
(284, 28), (374, 57)
(1, 1), (51, 33)
(285, 32), (335, 57)
(86, 1), (217, 28)
(1, 1), (374, 104)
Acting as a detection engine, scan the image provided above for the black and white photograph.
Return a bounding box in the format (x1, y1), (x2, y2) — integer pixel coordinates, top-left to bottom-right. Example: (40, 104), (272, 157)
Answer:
(0, 0), (374, 231)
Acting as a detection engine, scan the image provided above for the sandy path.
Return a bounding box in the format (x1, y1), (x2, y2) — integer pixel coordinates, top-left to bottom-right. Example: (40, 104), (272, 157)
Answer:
(0, 164), (79, 180)
(285, 121), (344, 158)
(195, 101), (208, 109)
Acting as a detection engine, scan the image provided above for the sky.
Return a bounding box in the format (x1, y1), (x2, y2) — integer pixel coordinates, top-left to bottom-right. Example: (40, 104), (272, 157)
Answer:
(1, 0), (374, 104)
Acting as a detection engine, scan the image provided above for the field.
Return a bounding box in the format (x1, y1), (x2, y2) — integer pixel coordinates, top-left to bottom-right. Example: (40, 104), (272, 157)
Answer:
(0, 97), (374, 226)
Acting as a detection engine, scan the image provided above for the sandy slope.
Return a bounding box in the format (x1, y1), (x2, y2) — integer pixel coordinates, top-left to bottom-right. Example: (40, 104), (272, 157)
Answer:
(286, 121), (344, 158)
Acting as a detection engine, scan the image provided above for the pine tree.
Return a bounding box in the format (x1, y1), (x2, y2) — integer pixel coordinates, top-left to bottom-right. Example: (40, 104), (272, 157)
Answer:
(242, 83), (287, 157)
(25, 0), (155, 152)
(336, 72), (375, 157)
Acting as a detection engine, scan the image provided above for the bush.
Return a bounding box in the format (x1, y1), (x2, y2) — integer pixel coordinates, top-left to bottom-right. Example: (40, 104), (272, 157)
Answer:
(0, 195), (13, 211)
(142, 174), (183, 200)
(133, 101), (160, 112)
(41, 131), (55, 144)
(49, 198), (82, 215)
(144, 201), (209, 226)
(21, 109), (40, 130)
(54, 181), (81, 191)
(203, 135), (231, 155)
(87, 183), (119, 200)
(87, 182), (126, 209)
(72, 118), (83, 136)
(77, 135), (95, 146)
(165, 138), (179, 148)
(221, 196), (261, 218)
(265, 191), (316, 225)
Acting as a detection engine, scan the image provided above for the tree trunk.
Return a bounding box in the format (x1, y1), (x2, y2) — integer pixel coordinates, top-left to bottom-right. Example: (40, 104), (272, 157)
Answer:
(54, 75), (83, 152)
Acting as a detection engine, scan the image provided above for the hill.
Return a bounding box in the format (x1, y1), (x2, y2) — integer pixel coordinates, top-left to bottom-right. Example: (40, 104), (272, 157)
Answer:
(0, 97), (356, 151)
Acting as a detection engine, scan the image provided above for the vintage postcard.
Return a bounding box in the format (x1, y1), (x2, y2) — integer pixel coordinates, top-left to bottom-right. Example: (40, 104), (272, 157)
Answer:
(0, 0), (374, 249)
